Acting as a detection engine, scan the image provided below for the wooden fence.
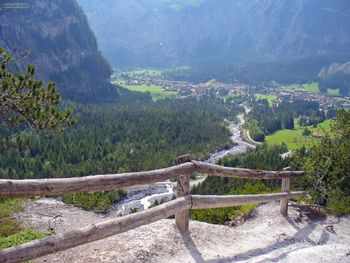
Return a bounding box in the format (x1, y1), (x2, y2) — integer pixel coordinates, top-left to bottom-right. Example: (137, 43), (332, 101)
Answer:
(0, 155), (306, 263)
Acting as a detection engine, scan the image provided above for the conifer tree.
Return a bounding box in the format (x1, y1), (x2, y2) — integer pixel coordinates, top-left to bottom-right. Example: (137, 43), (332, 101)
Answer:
(0, 48), (76, 150)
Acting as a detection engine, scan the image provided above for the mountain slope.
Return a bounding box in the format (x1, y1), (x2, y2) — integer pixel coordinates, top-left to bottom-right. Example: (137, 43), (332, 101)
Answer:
(78, 0), (350, 67)
(0, 0), (116, 102)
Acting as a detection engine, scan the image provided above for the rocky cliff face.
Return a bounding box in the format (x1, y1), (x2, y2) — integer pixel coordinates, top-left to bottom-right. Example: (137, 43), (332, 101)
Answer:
(0, 0), (116, 102)
(319, 61), (350, 78)
(78, 0), (350, 67)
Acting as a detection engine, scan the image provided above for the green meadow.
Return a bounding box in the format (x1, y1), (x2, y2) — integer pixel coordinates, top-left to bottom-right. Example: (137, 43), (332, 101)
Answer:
(265, 119), (333, 150)
(285, 82), (340, 96)
(286, 82), (319, 93)
(327, 88), (340, 96)
(255, 94), (277, 106)
(124, 84), (176, 101)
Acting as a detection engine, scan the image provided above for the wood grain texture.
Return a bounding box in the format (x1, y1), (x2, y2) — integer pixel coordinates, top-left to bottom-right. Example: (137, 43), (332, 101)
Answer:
(0, 162), (195, 198)
(0, 197), (192, 263)
(193, 161), (304, 179)
(0, 161), (304, 198)
(191, 192), (307, 209)
(280, 167), (292, 215)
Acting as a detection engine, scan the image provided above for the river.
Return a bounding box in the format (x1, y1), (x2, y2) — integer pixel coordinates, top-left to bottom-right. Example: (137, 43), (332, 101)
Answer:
(204, 112), (256, 163)
(110, 107), (256, 216)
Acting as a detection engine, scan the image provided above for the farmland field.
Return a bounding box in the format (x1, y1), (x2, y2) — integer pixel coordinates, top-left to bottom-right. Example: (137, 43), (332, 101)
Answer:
(265, 119), (333, 150)
(123, 84), (176, 101)
(327, 88), (340, 96)
(255, 94), (277, 106)
(285, 83), (340, 96)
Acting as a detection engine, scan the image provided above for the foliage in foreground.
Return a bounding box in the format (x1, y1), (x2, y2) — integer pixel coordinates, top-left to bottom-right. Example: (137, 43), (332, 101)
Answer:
(190, 144), (288, 224)
(0, 199), (23, 237)
(0, 229), (52, 249)
(291, 109), (350, 216)
(0, 47), (76, 150)
(62, 190), (127, 213)
(0, 198), (51, 249)
(190, 182), (272, 224)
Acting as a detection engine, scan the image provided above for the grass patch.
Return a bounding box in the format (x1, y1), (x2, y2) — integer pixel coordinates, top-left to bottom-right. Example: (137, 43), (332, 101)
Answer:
(327, 88), (340, 96)
(190, 204), (256, 225)
(285, 84), (298, 90)
(0, 199), (23, 218)
(0, 229), (52, 249)
(0, 198), (51, 249)
(255, 94), (277, 106)
(123, 85), (176, 101)
(285, 82), (319, 93)
(62, 190), (127, 213)
(265, 118), (333, 150)
(325, 196), (350, 216)
(303, 82), (319, 93)
(190, 182), (272, 225)
(0, 199), (24, 237)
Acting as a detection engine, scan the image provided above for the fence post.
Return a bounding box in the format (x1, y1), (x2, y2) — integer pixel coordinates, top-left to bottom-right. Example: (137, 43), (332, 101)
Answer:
(280, 167), (291, 215)
(175, 155), (191, 234)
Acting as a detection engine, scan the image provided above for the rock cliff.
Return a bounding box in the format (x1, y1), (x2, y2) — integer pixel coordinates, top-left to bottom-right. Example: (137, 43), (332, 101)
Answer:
(0, 0), (116, 102)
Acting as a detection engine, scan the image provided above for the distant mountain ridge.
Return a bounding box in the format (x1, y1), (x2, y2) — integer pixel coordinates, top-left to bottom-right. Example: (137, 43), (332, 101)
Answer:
(77, 0), (350, 67)
(0, 0), (116, 102)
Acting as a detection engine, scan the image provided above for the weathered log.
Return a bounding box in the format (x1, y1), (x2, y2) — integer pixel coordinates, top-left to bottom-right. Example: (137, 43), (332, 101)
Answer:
(0, 197), (192, 263)
(193, 161), (304, 179)
(175, 155), (191, 234)
(0, 160), (305, 198)
(280, 167), (292, 215)
(0, 162), (195, 198)
(191, 192), (307, 209)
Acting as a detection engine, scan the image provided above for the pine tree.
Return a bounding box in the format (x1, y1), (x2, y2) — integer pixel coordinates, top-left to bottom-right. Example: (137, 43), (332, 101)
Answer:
(0, 48), (76, 150)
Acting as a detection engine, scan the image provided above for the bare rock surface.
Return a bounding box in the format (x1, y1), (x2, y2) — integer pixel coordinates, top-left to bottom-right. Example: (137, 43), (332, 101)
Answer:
(15, 199), (350, 263)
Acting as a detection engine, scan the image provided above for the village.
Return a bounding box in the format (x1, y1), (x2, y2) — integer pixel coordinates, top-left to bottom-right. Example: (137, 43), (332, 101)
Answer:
(115, 70), (350, 109)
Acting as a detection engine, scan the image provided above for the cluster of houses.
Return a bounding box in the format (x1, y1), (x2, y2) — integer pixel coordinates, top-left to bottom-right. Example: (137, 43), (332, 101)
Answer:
(116, 71), (350, 108)
(254, 86), (350, 109)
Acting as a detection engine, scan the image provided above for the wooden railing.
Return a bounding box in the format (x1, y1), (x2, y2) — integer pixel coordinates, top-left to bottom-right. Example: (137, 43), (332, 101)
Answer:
(0, 155), (306, 263)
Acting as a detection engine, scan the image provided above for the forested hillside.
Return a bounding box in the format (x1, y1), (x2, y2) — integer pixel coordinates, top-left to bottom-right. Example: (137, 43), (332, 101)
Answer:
(0, 97), (241, 179)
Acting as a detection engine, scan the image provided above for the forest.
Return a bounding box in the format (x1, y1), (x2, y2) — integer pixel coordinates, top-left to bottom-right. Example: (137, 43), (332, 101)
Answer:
(190, 109), (350, 225)
(0, 96), (242, 179)
(245, 98), (330, 142)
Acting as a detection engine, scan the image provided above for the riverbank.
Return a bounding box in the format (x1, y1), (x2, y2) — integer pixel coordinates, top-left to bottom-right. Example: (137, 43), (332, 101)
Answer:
(241, 128), (262, 147)
(110, 107), (256, 215)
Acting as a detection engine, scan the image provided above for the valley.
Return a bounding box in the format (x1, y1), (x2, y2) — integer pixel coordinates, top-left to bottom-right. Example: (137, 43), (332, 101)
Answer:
(1, 1), (350, 262)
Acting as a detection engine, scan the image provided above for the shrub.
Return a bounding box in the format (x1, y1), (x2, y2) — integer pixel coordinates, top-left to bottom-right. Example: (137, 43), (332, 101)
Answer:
(0, 229), (52, 249)
(62, 190), (127, 213)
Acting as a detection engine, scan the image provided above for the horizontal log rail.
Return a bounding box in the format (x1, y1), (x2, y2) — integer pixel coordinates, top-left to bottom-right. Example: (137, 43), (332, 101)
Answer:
(0, 155), (306, 263)
(0, 192), (307, 263)
(0, 162), (195, 198)
(193, 161), (304, 179)
(191, 192), (306, 209)
(0, 160), (304, 198)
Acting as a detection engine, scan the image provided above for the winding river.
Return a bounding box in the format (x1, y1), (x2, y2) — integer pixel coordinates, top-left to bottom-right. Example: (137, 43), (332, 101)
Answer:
(205, 112), (256, 163)
(110, 107), (256, 216)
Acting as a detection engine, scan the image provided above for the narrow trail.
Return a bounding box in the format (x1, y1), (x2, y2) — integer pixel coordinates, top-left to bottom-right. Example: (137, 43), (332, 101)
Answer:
(15, 199), (350, 263)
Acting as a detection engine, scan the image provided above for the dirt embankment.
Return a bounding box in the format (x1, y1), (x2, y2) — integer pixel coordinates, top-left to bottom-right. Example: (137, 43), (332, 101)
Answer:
(15, 199), (350, 263)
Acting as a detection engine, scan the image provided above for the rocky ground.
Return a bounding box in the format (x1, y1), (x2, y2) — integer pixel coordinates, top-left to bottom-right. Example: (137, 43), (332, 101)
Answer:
(14, 199), (350, 263)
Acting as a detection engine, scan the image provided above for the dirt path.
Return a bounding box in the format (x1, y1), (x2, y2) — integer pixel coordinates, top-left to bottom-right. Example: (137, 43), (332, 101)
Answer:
(15, 199), (350, 262)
